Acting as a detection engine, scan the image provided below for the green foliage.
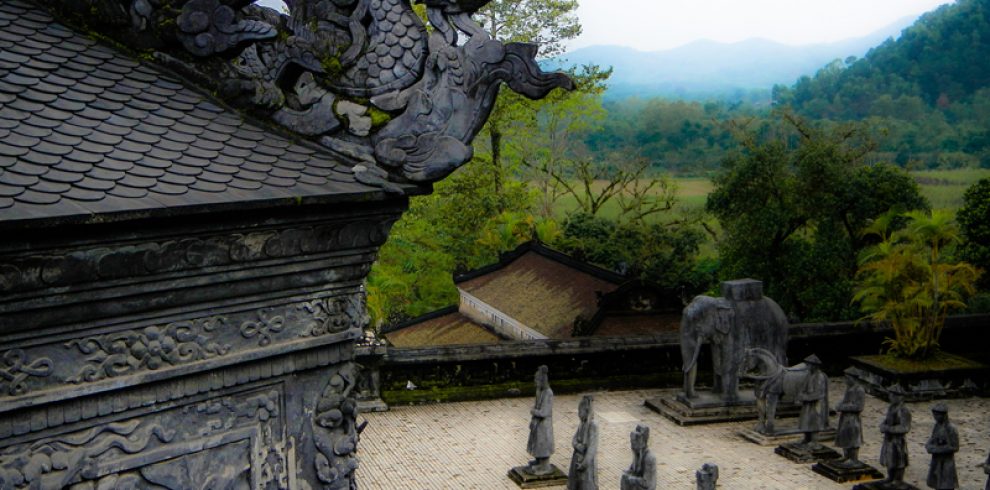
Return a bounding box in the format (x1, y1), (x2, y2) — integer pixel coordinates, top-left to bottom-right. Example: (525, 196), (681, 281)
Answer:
(854, 210), (981, 359)
(771, 0), (990, 170)
(366, 162), (542, 328)
(553, 213), (709, 292)
(707, 113), (928, 321)
(958, 178), (990, 288)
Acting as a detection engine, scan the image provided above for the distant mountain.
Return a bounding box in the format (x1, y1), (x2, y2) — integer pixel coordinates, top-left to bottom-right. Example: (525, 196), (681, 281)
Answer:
(553, 15), (919, 102)
(777, 0), (990, 120)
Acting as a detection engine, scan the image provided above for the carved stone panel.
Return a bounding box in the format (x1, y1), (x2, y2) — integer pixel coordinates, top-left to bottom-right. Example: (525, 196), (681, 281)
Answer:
(0, 384), (288, 489)
(0, 291), (368, 412)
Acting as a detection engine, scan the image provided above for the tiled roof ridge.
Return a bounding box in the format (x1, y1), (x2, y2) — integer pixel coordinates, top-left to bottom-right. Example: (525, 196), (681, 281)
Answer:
(0, 0), (393, 227)
(453, 240), (627, 286)
(379, 305), (460, 335)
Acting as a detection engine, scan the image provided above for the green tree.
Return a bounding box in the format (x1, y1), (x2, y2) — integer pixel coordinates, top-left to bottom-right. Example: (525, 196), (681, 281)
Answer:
(472, 0), (582, 198)
(553, 212), (707, 292)
(707, 113), (928, 321)
(958, 178), (990, 288)
(854, 210), (981, 359)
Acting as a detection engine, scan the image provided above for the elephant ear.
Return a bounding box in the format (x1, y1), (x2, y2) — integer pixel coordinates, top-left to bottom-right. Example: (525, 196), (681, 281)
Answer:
(713, 304), (735, 334)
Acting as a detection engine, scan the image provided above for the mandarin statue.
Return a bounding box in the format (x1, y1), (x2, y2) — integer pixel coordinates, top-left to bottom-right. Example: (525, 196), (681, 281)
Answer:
(567, 395), (599, 490)
(620, 424), (656, 490)
(925, 404), (958, 490)
(527, 365), (555, 475)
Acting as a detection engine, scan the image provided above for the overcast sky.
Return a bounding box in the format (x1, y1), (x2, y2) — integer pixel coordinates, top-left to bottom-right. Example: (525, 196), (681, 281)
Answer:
(255, 0), (951, 52)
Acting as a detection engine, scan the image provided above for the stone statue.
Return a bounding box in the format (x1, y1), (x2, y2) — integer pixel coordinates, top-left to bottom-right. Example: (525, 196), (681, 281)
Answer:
(567, 395), (598, 490)
(680, 279), (788, 403)
(527, 365), (555, 475)
(835, 371), (867, 465)
(620, 424), (656, 490)
(58, 0), (575, 190)
(879, 387), (912, 486)
(696, 463), (719, 490)
(812, 370), (884, 483)
(925, 403), (958, 490)
(796, 354), (828, 444)
(744, 349), (829, 436)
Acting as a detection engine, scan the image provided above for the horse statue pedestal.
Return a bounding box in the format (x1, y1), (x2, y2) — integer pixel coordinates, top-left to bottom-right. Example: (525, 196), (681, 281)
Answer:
(738, 424), (835, 446)
(507, 466), (567, 489)
(647, 391), (767, 426)
(852, 480), (920, 490)
(775, 441), (842, 464)
(813, 459), (885, 484)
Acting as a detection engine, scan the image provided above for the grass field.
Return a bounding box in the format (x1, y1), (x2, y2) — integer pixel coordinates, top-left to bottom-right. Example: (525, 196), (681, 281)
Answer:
(913, 168), (990, 211)
(551, 168), (989, 223)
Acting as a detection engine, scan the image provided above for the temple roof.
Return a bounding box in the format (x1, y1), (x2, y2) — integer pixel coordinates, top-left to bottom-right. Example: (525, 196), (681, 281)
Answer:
(0, 0), (383, 228)
(455, 242), (624, 339)
(383, 307), (501, 348)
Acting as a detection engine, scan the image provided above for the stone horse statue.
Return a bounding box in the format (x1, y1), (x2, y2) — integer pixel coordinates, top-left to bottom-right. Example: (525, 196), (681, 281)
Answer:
(680, 279), (788, 403)
(742, 348), (829, 434)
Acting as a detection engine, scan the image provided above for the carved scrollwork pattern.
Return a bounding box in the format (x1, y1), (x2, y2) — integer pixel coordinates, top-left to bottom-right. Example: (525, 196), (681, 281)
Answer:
(64, 316), (230, 384)
(0, 420), (176, 489)
(300, 292), (368, 337)
(239, 308), (286, 347)
(0, 220), (387, 293)
(0, 349), (53, 396)
(0, 387), (287, 489)
(311, 362), (363, 490)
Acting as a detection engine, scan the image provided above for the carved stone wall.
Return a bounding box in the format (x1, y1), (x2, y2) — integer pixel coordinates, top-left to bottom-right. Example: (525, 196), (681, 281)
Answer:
(0, 0), (573, 487)
(1, 201), (404, 489)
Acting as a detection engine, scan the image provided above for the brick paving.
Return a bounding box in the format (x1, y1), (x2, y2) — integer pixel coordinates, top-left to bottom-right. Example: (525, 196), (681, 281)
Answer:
(357, 381), (990, 489)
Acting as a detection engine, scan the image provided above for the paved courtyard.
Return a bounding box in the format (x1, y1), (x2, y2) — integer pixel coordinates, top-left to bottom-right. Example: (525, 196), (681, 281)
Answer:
(357, 382), (990, 489)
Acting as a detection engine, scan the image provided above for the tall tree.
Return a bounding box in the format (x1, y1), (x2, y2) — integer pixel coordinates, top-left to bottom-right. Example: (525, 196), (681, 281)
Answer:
(707, 113), (928, 321)
(472, 0), (582, 199)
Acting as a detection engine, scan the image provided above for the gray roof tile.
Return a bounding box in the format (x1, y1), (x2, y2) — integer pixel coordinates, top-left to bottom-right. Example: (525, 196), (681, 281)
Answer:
(0, 0), (377, 224)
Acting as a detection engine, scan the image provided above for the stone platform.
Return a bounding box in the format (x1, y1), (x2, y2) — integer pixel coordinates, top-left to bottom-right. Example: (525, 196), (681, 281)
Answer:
(774, 441), (842, 463)
(646, 392), (800, 426)
(813, 459), (884, 483)
(507, 465), (567, 488)
(847, 354), (988, 402)
(852, 480), (920, 490)
(738, 426), (836, 445)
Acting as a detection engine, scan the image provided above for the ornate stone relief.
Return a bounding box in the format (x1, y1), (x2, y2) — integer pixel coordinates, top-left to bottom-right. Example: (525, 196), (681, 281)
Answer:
(0, 386), (286, 489)
(0, 220), (389, 293)
(0, 350), (53, 397)
(52, 0), (573, 187)
(311, 362), (363, 489)
(64, 316), (231, 384)
(1, 293), (365, 399)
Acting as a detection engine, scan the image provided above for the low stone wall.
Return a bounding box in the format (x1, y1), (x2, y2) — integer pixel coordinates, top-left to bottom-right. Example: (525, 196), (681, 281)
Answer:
(363, 314), (990, 406)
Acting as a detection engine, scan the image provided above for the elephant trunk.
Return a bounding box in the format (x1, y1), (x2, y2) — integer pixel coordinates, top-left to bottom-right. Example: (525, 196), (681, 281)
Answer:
(683, 339), (702, 374)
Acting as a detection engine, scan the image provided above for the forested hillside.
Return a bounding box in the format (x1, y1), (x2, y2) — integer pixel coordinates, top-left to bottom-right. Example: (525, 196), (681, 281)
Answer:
(774, 0), (990, 168)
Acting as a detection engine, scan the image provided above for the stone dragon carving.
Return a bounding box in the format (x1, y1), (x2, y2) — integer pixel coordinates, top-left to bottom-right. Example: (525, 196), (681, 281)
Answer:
(54, 0), (574, 188)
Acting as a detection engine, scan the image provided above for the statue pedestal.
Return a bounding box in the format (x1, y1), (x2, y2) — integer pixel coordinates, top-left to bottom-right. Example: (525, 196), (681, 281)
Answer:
(774, 441), (842, 463)
(646, 392), (800, 426)
(738, 426), (835, 446)
(813, 459), (884, 483)
(852, 480), (920, 490)
(507, 465), (567, 488)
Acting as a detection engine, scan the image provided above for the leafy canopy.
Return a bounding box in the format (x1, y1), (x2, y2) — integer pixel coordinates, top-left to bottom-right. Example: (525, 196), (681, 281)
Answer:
(854, 210), (981, 359)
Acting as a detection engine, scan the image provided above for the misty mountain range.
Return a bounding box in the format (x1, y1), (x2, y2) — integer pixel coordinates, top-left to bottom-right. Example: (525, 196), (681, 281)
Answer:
(552, 15), (919, 102)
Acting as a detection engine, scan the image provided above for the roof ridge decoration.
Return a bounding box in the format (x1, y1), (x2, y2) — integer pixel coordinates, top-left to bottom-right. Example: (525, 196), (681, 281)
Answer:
(51, 0), (574, 186)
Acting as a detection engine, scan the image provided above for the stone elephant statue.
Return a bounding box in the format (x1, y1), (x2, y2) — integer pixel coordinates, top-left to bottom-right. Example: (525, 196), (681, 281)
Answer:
(680, 279), (789, 403)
